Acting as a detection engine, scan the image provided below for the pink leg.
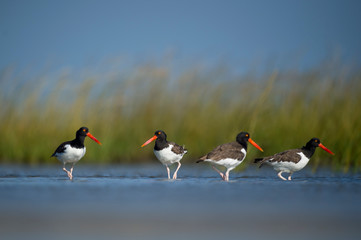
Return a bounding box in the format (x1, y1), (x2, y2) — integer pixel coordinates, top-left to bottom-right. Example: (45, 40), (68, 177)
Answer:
(224, 170), (230, 181)
(166, 165), (171, 179)
(172, 162), (181, 180)
(62, 164), (73, 180)
(212, 166), (226, 180)
(278, 171), (287, 181)
(69, 164), (74, 180)
(288, 172), (293, 181)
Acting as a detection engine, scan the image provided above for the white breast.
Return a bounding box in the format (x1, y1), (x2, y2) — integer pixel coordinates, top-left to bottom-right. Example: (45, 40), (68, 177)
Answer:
(268, 152), (310, 173)
(55, 145), (86, 164)
(240, 148), (247, 161)
(153, 145), (185, 166)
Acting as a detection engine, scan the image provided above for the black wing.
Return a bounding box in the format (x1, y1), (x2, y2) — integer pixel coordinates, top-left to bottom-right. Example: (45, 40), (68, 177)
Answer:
(51, 141), (71, 157)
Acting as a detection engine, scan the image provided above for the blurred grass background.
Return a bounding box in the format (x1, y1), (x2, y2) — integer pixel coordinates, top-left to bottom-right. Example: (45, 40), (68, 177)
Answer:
(1, 59), (360, 172)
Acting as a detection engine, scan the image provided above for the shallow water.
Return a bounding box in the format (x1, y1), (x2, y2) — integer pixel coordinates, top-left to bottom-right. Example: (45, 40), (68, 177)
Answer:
(0, 164), (360, 240)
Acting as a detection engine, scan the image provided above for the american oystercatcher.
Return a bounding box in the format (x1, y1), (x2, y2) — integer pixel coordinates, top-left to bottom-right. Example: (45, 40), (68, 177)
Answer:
(197, 131), (263, 181)
(254, 137), (334, 181)
(141, 130), (187, 180)
(51, 127), (102, 180)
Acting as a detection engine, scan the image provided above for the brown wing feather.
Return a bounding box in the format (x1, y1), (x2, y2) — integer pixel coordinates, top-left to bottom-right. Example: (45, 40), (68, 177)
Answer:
(258, 148), (302, 165)
(270, 149), (302, 163)
(170, 142), (187, 155)
(199, 142), (245, 162)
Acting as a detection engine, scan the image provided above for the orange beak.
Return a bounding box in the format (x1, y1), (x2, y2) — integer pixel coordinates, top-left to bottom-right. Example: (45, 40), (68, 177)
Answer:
(86, 132), (102, 145)
(248, 138), (264, 152)
(318, 143), (334, 155)
(141, 135), (158, 147)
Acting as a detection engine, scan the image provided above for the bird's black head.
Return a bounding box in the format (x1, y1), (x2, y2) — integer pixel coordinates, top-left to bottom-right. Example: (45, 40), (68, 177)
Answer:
(74, 126), (102, 145)
(141, 130), (168, 148)
(306, 138), (321, 148)
(236, 131), (264, 152)
(236, 131), (250, 144)
(154, 130), (167, 141)
(303, 137), (334, 156)
(76, 127), (89, 137)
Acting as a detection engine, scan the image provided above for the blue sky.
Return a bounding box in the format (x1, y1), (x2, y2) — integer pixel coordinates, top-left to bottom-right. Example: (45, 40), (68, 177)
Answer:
(1, 0), (361, 74)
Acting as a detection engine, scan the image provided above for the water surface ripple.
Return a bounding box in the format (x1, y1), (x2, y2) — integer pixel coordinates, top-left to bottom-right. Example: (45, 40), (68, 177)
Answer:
(0, 164), (360, 240)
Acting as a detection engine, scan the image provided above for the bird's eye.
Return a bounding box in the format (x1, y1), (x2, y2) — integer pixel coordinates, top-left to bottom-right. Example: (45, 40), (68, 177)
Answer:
(83, 129), (86, 132)
(246, 134), (249, 137)
(158, 131), (161, 135)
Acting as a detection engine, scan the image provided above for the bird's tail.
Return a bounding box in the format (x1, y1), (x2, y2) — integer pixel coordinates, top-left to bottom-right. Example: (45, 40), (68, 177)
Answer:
(254, 158), (265, 168)
(254, 158), (263, 163)
(183, 145), (188, 154)
(196, 155), (207, 163)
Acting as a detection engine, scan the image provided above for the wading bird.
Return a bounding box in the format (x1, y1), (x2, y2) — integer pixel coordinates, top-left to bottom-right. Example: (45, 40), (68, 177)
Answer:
(197, 131), (263, 181)
(141, 130), (187, 180)
(254, 138), (334, 180)
(51, 127), (101, 180)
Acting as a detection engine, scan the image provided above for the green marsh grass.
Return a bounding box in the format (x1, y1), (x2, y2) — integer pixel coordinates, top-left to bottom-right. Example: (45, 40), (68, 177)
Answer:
(1, 62), (360, 172)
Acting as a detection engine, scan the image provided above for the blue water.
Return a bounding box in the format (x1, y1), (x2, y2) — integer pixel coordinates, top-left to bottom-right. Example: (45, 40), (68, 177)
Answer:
(0, 164), (360, 240)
